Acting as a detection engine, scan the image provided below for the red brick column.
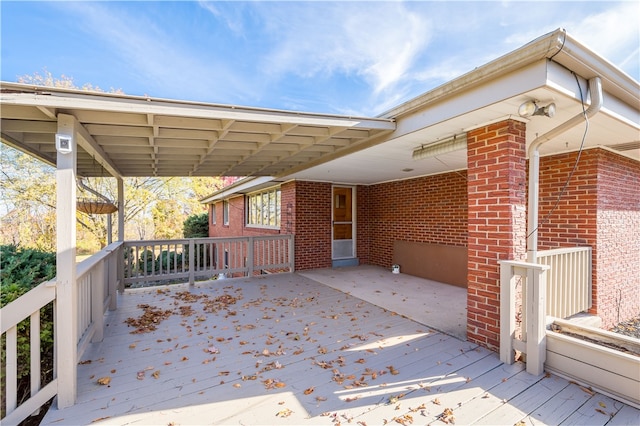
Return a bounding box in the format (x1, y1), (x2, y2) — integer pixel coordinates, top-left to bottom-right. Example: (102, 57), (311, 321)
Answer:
(467, 119), (527, 350)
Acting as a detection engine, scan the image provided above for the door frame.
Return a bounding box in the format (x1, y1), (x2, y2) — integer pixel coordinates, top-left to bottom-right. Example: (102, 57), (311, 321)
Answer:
(331, 185), (356, 260)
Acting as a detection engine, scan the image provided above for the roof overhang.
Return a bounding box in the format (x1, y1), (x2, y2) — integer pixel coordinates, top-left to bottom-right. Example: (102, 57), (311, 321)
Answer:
(0, 85), (395, 178)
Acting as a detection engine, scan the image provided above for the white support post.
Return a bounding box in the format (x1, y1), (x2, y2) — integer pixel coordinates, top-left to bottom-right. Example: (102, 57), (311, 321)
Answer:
(499, 262), (517, 365)
(55, 114), (78, 408)
(499, 260), (549, 376)
(117, 177), (124, 241)
(525, 265), (548, 376)
(117, 178), (125, 293)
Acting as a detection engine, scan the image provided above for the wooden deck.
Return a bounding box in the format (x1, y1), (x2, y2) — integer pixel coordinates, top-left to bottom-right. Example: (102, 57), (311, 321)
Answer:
(42, 272), (639, 425)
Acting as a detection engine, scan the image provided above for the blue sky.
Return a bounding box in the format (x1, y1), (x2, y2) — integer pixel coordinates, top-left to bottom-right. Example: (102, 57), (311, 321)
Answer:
(2, 1), (638, 116)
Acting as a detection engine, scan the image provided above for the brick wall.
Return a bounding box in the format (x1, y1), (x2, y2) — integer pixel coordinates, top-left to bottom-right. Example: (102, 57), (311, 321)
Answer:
(596, 150), (640, 327)
(537, 148), (640, 327)
(466, 120), (527, 351)
(358, 172), (468, 267)
(293, 181), (333, 270)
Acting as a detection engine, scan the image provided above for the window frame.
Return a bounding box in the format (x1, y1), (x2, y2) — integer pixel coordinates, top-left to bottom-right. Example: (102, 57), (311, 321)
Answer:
(246, 186), (281, 229)
(222, 200), (229, 225)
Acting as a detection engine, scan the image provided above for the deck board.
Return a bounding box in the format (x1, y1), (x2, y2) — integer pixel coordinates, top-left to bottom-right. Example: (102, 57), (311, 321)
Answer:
(42, 271), (639, 425)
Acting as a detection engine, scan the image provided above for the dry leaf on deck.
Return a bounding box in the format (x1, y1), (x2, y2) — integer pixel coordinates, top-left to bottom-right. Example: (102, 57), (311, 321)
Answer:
(276, 408), (293, 418)
(580, 386), (595, 396)
(96, 376), (111, 386)
(393, 414), (413, 425)
(439, 408), (455, 424)
(304, 386), (315, 395)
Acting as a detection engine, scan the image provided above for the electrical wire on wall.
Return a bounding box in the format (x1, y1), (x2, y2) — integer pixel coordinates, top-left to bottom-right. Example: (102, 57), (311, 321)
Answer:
(526, 72), (590, 239)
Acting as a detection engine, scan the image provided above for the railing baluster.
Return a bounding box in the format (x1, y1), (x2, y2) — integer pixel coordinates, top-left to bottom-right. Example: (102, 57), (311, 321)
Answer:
(30, 310), (41, 402)
(6, 325), (18, 414)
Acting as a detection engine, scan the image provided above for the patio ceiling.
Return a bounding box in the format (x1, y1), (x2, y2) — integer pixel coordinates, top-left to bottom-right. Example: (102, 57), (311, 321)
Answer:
(0, 84), (394, 178)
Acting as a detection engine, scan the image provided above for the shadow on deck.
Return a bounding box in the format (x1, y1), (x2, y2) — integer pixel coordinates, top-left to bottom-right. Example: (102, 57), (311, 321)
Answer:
(41, 269), (639, 425)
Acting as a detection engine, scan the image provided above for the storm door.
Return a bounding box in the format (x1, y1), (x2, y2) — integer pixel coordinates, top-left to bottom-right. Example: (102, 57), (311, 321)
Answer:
(332, 186), (355, 260)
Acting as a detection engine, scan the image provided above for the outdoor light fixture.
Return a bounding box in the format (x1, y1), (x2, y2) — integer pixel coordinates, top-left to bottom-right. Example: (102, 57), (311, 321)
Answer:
(55, 133), (74, 154)
(518, 100), (556, 118)
(412, 134), (467, 160)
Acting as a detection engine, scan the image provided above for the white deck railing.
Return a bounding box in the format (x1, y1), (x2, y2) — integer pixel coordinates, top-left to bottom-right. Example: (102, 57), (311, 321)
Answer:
(537, 247), (592, 319)
(123, 235), (294, 288)
(500, 246), (593, 376)
(0, 242), (122, 426)
(1, 236), (293, 424)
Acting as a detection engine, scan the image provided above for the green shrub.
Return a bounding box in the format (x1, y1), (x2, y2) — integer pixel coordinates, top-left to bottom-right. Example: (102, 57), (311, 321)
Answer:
(183, 213), (209, 238)
(1, 245), (56, 418)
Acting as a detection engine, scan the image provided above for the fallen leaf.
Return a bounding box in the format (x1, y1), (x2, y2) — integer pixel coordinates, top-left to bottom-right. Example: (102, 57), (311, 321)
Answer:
(97, 376), (111, 386)
(304, 386), (315, 395)
(433, 398), (441, 405)
(152, 370), (160, 379)
(393, 414), (413, 425)
(276, 408), (293, 418)
(438, 408), (455, 424)
(579, 386), (595, 396)
(598, 401), (607, 408)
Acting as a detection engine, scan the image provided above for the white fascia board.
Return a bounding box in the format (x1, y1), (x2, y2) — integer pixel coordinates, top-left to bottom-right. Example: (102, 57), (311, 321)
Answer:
(392, 60), (549, 139)
(199, 176), (276, 204)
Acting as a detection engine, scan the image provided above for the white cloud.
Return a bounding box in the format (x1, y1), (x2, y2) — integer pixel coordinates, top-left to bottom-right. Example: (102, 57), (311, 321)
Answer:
(256, 3), (432, 95)
(571, 2), (640, 75)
